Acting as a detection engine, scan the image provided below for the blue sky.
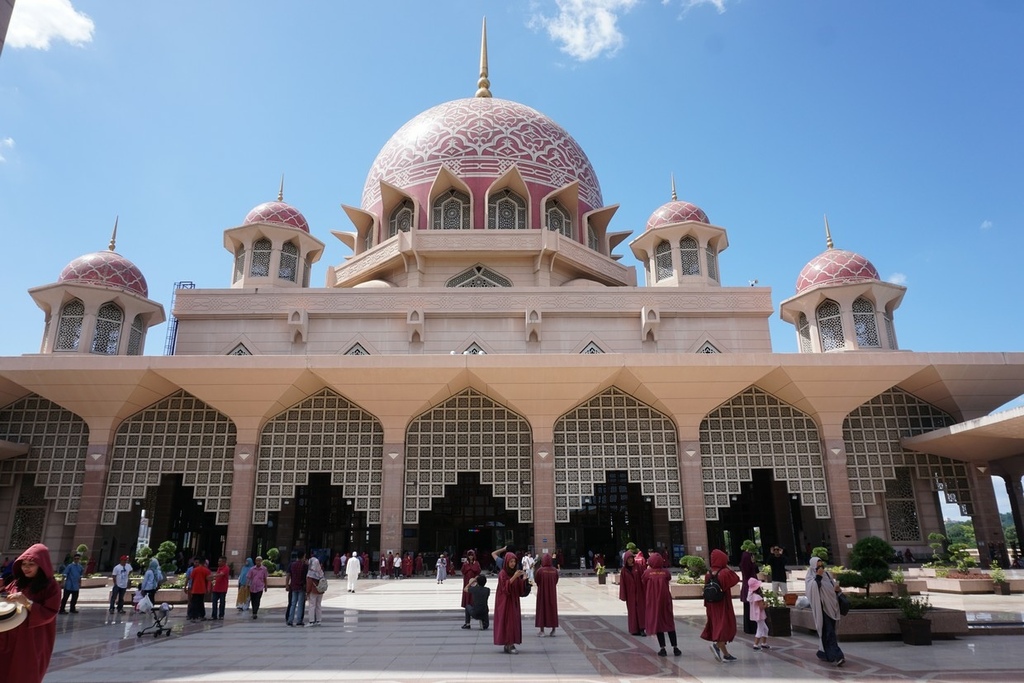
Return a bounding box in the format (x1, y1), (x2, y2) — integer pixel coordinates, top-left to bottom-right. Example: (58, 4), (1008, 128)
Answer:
(2, 1), (1022, 519)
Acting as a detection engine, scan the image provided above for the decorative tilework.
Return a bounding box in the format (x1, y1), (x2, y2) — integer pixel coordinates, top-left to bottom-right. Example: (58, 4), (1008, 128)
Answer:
(700, 387), (830, 520)
(404, 389), (532, 525)
(58, 251), (149, 297)
(796, 249), (879, 293)
(553, 388), (681, 523)
(244, 201), (310, 233)
(645, 200), (709, 231)
(255, 388), (383, 525)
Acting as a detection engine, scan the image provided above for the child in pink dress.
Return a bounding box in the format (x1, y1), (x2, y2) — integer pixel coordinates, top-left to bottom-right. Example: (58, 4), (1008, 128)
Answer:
(747, 577), (770, 651)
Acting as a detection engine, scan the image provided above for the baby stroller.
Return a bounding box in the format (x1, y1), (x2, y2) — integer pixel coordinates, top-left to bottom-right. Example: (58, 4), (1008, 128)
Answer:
(137, 601), (173, 638)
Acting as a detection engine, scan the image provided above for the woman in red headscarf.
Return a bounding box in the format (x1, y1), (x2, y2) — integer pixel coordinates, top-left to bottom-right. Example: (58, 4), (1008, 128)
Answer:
(534, 553), (559, 636)
(618, 550), (646, 636)
(642, 551), (680, 657)
(493, 552), (526, 654)
(700, 548), (740, 662)
(0, 543), (61, 683)
(460, 550), (481, 609)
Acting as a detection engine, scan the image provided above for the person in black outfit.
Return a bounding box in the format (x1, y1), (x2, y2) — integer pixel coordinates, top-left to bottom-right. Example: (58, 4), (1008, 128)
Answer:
(767, 546), (789, 596)
(462, 574), (490, 630)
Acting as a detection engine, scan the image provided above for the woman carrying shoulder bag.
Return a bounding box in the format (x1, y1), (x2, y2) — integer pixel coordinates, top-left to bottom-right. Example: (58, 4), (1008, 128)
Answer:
(805, 557), (845, 667)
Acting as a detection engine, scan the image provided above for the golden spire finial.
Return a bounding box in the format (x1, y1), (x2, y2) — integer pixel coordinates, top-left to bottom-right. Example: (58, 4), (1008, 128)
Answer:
(475, 17), (492, 98)
(824, 214), (834, 249)
(670, 173), (678, 201)
(108, 215), (119, 251)
(278, 174), (285, 202)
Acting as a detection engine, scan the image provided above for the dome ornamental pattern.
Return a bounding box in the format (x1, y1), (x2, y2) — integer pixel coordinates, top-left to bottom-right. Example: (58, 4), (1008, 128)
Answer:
(796, 249), (880, 293)
(645, 200), (709, 231)
(361, 98), (603, 215)
(243, 201), (310, 233)
(58, 251), (149, 298)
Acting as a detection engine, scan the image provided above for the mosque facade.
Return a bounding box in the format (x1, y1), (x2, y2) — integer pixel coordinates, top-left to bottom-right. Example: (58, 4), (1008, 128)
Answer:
(2, 26), (1024, 571)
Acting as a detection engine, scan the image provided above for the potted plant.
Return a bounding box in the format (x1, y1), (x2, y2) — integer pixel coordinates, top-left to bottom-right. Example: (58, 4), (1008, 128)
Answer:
(762, 588), (791, 637)
(596, 563), (607, 584)
(897, 595), (932, 646)
(990, 563), (1011, 595)
(891, 566), (908, 597)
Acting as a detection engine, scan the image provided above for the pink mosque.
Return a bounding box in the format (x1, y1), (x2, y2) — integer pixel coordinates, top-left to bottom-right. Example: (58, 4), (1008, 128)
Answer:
(2, 23), (1024, 571)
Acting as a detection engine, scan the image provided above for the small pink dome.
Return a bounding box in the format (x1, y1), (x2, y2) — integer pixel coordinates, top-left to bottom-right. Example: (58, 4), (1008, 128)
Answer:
(58, 251), (149, 297)
(796, 249), (880, 293)
(244, 201), (309, 233)
(645, 200), (709, 231)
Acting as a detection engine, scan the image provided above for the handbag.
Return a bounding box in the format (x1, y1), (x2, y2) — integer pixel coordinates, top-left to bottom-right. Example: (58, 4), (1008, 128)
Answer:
(317, 577), (329, 594)
(837, 591), (851, 616)
(521, 579), (532, 597)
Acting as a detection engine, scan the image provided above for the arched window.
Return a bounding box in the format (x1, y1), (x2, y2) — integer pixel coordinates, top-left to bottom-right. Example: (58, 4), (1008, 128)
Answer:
(679, 236), (700, 275)
(250, 238), (272, 277)
(91, 301), (123, 355)
(852, 297), (880, 348)
(487, 189), (527, 229)
(797, 313), (812, 353)
(389, 199), (414, 238)
(232, 246), (245, 283)
(587, 224), (599, 251)
(55, 299), (84, 351)
(654, 241), (673, 282)
(706, 243), (719, 282)
(279, 241), (298, 282)
(126, 314), (145, 356)
(432, 189), (471, 230)
(816, 299), (844, 351)
(546, 199), (571, 237)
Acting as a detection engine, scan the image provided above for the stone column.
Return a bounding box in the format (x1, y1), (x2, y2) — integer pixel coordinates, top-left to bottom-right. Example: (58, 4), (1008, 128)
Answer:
(970, 462), (1006, 564)
(379, 442), (405, 556)
(1002, 466), (1024, 558)
(224, 432), (259, 565)
(74, 438), (111, 559)
(532, 441), (555, 554)
(819, 421), (857, 566)
(678, 433), (709, 559)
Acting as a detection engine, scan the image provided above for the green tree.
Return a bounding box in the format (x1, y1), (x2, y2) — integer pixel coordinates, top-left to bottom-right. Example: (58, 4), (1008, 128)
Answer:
(945, 520), (976, 546)
(849, 536), (893, 597)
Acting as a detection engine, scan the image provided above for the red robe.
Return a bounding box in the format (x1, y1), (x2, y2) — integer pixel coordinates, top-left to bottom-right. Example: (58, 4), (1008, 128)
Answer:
(700, 548), (739, 643)
(402, 554), (413, 577)
(641, 552), (675, 635)
(618, 551), (646, 634)
(461, 558), (481, 608)
(0, 543), (61, 683)
(414, 554), (424, 575)
(493, 555), (524, 647)
(332, 554), (342, 576)
(534, 553), (559, 629)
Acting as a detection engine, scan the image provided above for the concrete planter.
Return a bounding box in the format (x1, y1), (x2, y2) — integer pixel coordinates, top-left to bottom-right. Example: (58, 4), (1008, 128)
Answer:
(80, 577), (111, 589)
(898, 618), (932, 646)
(669, 582), (742, 600)
(993, 581), (1011, 596)
(791, 606), (967, 641)
(925, 577), (995, 594)
(266, 576), (288, 588)
(127, 588), (188, 604)
(767, 606), (792, 637)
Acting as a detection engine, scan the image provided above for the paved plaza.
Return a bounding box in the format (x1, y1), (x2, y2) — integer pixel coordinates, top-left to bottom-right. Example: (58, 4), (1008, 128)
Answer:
(44, 574), (1024, 682)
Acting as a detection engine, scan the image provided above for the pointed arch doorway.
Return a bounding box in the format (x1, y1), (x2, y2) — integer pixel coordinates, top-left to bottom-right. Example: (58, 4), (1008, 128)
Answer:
(559, 471), (657, 569)
(415, 471), (531, 571)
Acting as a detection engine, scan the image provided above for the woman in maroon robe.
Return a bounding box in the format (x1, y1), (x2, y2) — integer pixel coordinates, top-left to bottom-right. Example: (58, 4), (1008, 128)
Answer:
(0, 543), (61, 683)
(739, 546), (757, 634)
(403, 553), (413, 578)
(460, 550), (481, 608)
(414, 553), (424, 575)
(641, 551), (680, 656)
(493, 552), (526, 654)
(700, 548), (740, 662)
(618, 550), (646, 636)
(534, 553), (559, 636)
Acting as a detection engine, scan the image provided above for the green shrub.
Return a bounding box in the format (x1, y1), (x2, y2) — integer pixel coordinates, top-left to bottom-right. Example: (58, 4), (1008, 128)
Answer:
(811, 546), (829, 562)
(947, 543), (976, 573)
(678, 555), (706, 579)
(850, 536), (893, 596)
(847, 594), (902, 610)
(833, 570), (867, 589)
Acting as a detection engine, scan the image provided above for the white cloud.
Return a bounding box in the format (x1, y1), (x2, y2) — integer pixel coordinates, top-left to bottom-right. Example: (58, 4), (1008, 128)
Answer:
(980, 220), (993, 230)
(0, 137), (12, 163)
(531, 0), (639, 62)
(888, 272), (907, 285)
(664, 0), (730, 13)
(8, 0), (94, 50)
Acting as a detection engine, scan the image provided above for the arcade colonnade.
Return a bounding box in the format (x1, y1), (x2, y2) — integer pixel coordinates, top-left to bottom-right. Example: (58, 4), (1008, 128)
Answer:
(0, 373), (992, 568)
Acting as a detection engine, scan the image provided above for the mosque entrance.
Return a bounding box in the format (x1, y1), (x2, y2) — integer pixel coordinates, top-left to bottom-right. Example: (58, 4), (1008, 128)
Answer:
(273, 473), (376, 560)
(415, 471), (529, 571)
(559, 471), (655, 569)
(706, 469), (805, 564)
(148, 474), (227, 566)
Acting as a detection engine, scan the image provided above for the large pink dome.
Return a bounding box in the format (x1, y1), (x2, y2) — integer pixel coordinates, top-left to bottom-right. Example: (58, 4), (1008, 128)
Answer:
(796, 249), (880, 293)
(645, 200), (709, 231)
(58, 251), (149, 297)
(361, 97), (603, 215)
(244, 201), (310, 233)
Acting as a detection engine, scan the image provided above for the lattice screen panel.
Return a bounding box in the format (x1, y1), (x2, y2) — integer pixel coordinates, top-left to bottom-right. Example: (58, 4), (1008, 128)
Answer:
(886, 468), (921, 542)
(0, 395), (89, 525)
(106, 390), (236, 525)
(553, 388), (681, 523)
(843, 388), (970, 518)
(700, 387), (830, 520)
(404, 389), (532, 525)
(255, 388), (383, 525)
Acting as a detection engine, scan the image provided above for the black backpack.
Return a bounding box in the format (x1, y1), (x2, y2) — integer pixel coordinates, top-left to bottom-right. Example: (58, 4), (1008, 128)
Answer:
(703, 570), (725, 603)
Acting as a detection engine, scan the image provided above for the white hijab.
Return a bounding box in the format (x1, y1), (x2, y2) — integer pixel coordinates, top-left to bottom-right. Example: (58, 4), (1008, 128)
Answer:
(805, 557), (841, 624)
